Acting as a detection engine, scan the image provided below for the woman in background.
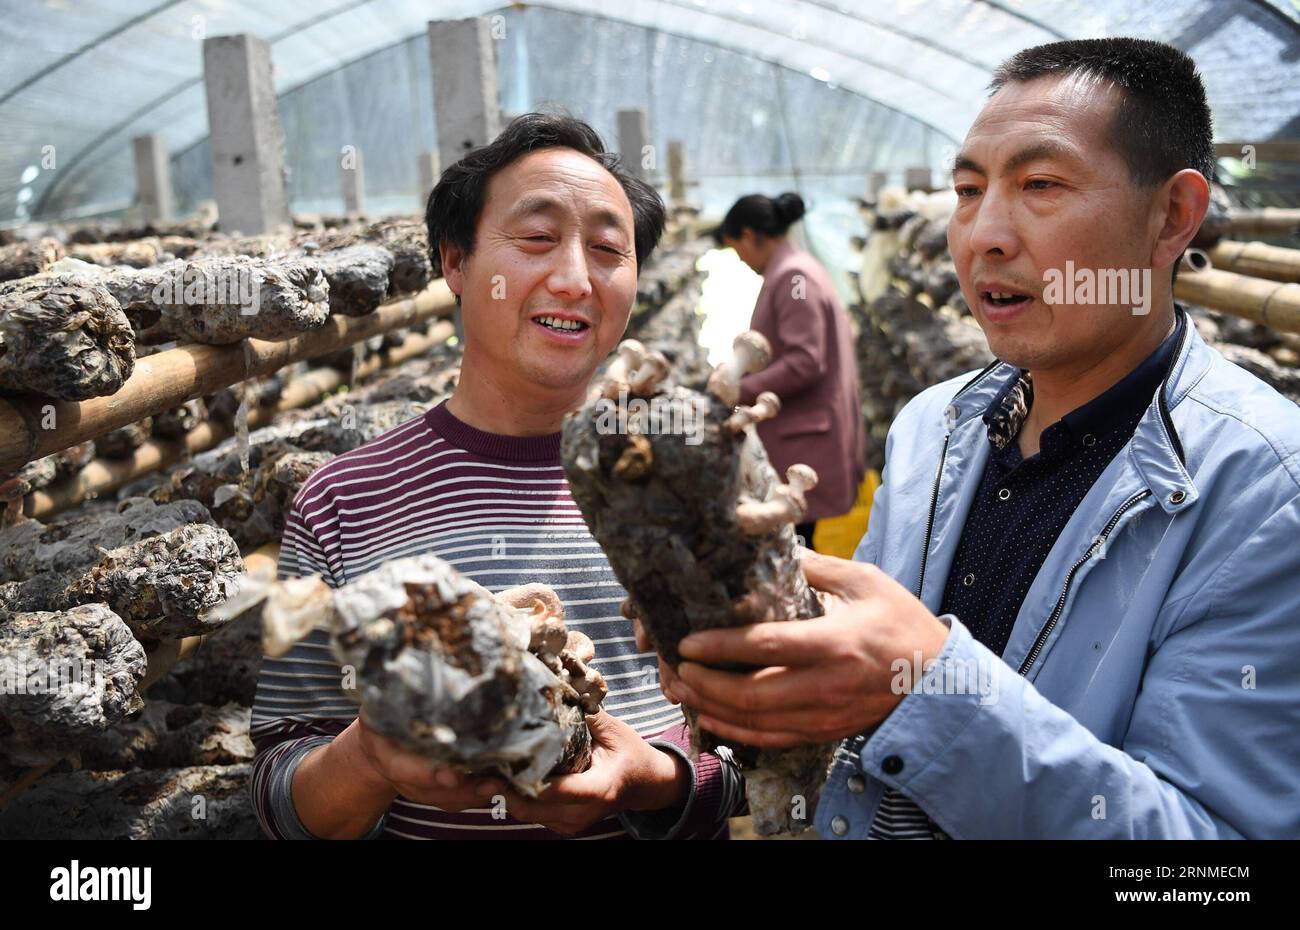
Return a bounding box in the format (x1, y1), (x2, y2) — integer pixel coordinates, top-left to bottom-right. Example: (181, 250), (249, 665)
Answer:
(715, 193), (865, 549)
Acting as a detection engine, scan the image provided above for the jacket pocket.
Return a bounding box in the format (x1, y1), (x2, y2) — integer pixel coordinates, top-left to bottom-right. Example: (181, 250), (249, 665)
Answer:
(776, 409), (832, 438)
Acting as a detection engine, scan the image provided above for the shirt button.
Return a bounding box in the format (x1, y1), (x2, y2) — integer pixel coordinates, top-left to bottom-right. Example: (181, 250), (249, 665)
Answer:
(882, 755), (905, 775)
(944, 404), (960, 421)
(963, 573), (975, 587)
(830, 815), (850, 836)
(847, 774), (867, 794)
(997, 487), (1011, 501)
(1170, 489), (1186, 505)
(1082, 433), (1097, 447)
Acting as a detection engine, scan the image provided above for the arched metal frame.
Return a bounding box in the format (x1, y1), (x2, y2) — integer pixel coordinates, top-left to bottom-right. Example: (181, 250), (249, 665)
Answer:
(1, 0), (1295, 222)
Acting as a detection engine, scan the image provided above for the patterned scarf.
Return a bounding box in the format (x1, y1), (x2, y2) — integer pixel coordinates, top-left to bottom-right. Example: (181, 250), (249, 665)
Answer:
(985, 370), (1033, 451)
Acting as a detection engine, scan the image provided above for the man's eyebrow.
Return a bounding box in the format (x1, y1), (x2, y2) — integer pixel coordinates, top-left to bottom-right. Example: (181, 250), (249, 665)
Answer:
(1003, 140), (1078, 173)
(952, 141), (1083, 178)
(507, 194), (563, 219)
(506, 194), (631, 236)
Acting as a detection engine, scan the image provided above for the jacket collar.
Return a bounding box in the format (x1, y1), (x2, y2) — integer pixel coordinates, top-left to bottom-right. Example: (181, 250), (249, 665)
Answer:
(941, 306), (1211, 514)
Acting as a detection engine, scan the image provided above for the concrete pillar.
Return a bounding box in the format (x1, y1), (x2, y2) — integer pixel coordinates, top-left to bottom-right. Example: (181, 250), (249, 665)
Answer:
(340, 147), (365, 215)
(202, 34), (291, 235)
(667, 140), (686, 203)
(904, 166), (933, 192)
(867, 171), (887, 199)
(132, 134), (174, 222)
(428, 18), (502, 171)
(418, 149), (440, 207)
(617, 109), (650, 181)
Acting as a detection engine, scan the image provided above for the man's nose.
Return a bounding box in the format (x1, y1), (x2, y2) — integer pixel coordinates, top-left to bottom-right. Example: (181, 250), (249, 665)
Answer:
(962, 187), (1021, 260)
(547, 235), (593, 300)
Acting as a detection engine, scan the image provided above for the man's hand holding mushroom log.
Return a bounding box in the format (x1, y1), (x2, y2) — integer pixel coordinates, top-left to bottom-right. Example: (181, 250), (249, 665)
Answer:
(667, 550), (951, 748)
(296, 709), (687, 838)
(292, 712), (508, 839)
(493, 710), (690, 836)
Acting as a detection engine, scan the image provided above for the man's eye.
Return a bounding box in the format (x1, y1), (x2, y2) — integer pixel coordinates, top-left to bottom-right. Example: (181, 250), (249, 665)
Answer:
(1025, 179), (1056, 190)
(595, 244), (623, 255)
(955, 185), (981, 198)
(524, 235), (552, 242)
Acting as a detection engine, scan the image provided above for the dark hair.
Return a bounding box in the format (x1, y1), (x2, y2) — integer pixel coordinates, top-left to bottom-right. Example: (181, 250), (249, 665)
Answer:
(425, 112), (666, 279)
(713, 192), (806, 245)
(989, 38), (1215, 188)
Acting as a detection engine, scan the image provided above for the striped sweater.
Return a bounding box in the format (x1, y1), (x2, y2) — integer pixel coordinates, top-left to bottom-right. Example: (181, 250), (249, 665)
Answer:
(250, 400), (746, 839)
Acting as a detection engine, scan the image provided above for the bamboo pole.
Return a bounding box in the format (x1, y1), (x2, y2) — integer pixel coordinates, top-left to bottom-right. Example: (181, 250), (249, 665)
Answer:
(1222, 208), (1300, 237)
(24, 320), (454, 519)
(1206, 240), (1300, 283)
(1213, 141), (1300, 162)
(0, 281), (455, 476)
(1175, 252), (1300, 334)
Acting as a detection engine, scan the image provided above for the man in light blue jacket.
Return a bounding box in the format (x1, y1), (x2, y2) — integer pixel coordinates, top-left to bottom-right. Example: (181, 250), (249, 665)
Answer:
(661, 38), (1300, 838)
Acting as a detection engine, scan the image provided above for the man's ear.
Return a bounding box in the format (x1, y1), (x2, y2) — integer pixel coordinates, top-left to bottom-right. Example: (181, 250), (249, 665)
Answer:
(1150, 168), (1210, 274)
(440, 241), (466, 299)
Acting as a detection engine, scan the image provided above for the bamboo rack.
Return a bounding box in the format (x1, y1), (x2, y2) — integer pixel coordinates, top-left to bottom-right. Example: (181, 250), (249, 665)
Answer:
(1220, 207), (1300, 237)
(1206, 240), (1300, 284)
(24, 320), (455, 519)
(0, 281), (455, 476)
(1175, 250), (1300, 334)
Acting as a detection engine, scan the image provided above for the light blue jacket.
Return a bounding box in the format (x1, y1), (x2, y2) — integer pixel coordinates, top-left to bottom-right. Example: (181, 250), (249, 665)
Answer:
(815, 312), (1300, 839)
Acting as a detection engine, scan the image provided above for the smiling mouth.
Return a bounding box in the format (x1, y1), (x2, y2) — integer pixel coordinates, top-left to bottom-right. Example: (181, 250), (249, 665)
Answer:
(533, 315), (590, 334)
(982, 291), (1032, 308)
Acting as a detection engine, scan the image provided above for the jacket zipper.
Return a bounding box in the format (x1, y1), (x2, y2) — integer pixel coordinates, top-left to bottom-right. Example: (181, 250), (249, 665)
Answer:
(913, 360), (1001, 599)
(1016, 489), (1152, 676)
(914, 435), (950, 598)
(1157, 311), (1189, 464)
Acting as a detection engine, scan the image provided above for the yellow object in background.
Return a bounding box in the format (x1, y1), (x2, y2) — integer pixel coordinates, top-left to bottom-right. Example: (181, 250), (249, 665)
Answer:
(812, 469), (881, 559)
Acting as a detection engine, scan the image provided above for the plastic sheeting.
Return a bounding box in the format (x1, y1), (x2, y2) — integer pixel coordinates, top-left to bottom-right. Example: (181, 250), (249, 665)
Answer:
(1, 0), (1297, 225)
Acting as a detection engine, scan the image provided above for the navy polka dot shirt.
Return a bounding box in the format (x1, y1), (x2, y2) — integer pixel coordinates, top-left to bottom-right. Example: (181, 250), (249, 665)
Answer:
(939, 314), (1184, 657)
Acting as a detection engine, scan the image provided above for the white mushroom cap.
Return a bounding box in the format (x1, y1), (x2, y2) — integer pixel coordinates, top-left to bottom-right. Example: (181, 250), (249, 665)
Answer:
(734, 462), (820, 535)
(707, 330), (772, 406)
(785, 463), (819, 495)
(725, 390), (782, 434)
(753, 391), (781, 417)
(628, 350), (671, 394)
(733, 331), (772, 369)
(590, 339), (647, 402)
(614, 339), (647, 375)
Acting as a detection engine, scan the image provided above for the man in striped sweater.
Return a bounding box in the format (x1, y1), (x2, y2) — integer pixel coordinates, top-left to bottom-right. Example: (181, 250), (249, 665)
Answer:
(250, 113), (745, 840)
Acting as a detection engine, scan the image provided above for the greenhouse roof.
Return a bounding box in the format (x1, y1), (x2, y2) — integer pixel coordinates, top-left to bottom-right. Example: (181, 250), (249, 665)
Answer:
(2, 0), (1297, 222)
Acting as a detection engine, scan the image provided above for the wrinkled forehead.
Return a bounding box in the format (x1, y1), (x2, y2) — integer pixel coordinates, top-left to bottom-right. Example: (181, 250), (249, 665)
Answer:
(957, 72), (1125, 172)
(487, 147), (634, 231)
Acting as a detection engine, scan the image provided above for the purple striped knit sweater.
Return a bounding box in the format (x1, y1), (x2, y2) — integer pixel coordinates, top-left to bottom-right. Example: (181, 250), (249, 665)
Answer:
(250, 400), (746, 839)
